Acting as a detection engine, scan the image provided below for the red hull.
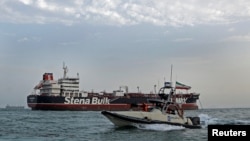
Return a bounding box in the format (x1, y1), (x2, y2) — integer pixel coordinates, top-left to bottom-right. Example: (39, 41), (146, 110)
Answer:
(181, 103), (199, 110)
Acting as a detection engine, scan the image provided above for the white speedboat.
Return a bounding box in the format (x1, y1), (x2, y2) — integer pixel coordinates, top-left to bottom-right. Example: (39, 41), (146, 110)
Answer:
(101, 86), (202, 129)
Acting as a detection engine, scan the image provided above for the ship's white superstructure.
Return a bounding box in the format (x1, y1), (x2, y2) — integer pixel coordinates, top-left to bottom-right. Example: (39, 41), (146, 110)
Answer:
(33, 63), (84, 97)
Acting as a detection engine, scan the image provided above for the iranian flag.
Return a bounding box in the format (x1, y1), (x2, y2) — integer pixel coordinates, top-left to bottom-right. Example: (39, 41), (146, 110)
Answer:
(175, 81), (191, 90)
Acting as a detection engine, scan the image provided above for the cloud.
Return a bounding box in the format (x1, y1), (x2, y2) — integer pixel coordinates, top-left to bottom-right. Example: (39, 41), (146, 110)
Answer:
(17, 37), (29, 42)
(1, 0), (250, 26)
(36, 0), (57, 11)
(17, 37), (41, 42)
(173, 38), (193, 42)
(19, 0), (33, 5)
(222, 34), (250, 42)
(228, 28), (235, 32)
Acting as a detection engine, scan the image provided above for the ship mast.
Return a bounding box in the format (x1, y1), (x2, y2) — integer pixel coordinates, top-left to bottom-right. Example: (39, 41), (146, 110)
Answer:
(170, 64), (173, 86)
(63, 62), (68, 78)
(167, 64), (174, 102)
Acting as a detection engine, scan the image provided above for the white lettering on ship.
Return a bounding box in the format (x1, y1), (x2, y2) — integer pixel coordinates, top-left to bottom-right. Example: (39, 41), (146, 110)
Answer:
(64, 97), (110, 104)
(171, 98), (187, 103)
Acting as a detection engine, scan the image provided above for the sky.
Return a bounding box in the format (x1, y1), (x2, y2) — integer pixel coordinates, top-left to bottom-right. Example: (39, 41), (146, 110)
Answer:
(1, 0), (250, 109)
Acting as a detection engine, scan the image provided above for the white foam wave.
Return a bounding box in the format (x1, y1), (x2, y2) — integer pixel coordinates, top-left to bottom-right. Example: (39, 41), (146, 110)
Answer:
(134, 124), (185, 131)
(233, 119), (250, 125)
(198, 113), (221, 128)
(198, 113), (250, 127)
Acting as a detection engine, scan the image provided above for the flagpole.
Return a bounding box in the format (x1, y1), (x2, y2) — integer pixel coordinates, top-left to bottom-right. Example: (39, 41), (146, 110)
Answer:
(167, 64), (174, 102)
(170, 64), (173, 87)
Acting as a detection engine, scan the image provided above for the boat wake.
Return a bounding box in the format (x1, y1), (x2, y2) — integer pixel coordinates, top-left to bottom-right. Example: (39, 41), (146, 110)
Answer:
(133, 113), (250, 131)
(134, 124), (185, 131)
(198, 113), (250, 128)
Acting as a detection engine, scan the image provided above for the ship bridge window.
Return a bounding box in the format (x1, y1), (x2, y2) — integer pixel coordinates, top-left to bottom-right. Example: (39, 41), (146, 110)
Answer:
(65, 92), (70, 97)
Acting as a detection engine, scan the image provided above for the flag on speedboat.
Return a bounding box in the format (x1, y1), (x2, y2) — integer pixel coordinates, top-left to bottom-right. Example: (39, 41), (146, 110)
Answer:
(175, 81), (191, 90)
(164, 82), (172, 88)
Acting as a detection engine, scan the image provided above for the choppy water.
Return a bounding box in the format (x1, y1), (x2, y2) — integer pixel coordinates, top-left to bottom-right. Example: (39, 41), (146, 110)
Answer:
(0, 108), (250, 141)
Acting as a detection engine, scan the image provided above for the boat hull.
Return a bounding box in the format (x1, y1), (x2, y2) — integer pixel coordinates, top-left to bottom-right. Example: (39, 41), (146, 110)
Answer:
(101, 111), (202, 129)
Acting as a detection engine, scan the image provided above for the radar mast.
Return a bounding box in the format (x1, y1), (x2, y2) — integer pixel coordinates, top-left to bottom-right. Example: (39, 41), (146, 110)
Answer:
(63, 62), (68, 78)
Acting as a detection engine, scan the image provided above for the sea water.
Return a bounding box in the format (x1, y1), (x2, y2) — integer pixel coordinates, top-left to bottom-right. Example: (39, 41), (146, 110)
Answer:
(0, 108), (250, 141)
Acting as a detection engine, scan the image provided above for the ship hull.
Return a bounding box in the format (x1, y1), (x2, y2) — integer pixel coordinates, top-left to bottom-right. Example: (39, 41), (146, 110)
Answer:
(27, 64), (200, 111)
(181, 103), (199, 110)
(27, 95), (199, 111)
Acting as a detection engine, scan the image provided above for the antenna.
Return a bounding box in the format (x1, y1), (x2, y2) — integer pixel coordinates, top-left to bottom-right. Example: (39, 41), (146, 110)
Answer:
(170, 64), (173, 87)
(63, 62), (68, 78)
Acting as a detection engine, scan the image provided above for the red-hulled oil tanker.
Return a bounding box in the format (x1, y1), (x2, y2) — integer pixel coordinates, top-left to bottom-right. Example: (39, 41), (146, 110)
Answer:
(27, 64), (200, 111)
